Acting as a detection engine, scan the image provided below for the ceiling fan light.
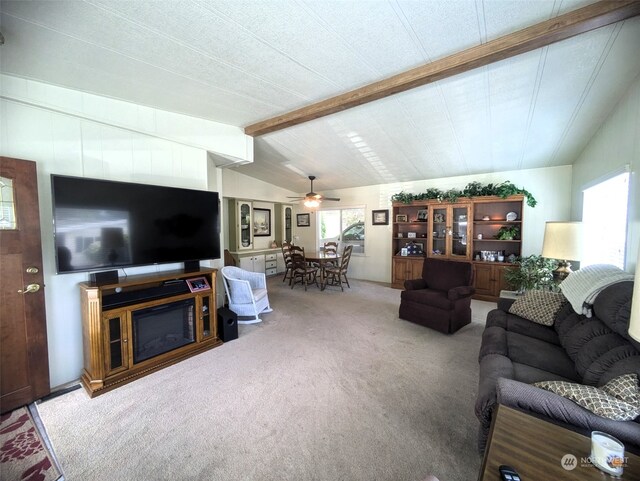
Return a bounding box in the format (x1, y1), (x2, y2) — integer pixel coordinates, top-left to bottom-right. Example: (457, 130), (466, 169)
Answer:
(304, 198), (320, 208)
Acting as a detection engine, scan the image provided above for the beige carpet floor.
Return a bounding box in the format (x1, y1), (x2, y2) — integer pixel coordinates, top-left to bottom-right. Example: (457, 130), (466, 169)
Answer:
(37, 277), (494, 481)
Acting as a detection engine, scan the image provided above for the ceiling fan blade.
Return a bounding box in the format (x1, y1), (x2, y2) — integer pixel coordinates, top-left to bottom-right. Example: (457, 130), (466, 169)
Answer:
(287, 196), (304, 199)
(322, 197), (341, 201)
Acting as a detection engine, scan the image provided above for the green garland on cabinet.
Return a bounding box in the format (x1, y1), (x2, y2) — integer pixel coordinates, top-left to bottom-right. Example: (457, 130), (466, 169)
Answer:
(390, 181), (537, 207)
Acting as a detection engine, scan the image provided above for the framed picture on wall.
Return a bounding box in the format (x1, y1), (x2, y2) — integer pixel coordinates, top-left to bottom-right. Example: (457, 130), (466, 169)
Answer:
(297, 213), (310, 227)
(372, 209), (389, 225)
(253, 208), (271, 236)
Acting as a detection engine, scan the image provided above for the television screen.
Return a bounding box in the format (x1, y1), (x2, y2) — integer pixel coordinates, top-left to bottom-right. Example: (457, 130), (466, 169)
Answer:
(51, 175), (220, 273)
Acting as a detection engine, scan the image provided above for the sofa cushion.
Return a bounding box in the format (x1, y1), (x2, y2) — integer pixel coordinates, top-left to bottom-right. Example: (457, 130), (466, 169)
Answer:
(506, 332), (578, 381)
(592, 281), (640, 350)
(560, 317), (613, 362)
(512, 362), (578, 384)
(582, 345), (640, 386)
(486, 309), (560, 345)
(508, 290), (567, 326)
(400, 288), (451, 311)
(534, 376), (640, 421)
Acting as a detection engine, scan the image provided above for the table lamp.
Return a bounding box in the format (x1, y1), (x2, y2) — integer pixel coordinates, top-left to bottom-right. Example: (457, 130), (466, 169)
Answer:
(629, 245), (640, 342)
(541, 221), (583, 281)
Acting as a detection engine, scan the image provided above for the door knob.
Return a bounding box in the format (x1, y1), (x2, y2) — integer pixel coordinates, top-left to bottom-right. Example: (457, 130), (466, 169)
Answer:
(18, 283), (41, 294)
(26, 266), (39, 274)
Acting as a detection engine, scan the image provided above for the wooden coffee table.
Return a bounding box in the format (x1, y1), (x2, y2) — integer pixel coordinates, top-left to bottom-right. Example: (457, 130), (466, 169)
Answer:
(479, 405), (640, 480)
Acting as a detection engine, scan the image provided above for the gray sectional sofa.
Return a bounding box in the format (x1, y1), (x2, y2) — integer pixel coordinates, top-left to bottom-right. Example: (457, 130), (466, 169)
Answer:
(475, 281), (640, 452)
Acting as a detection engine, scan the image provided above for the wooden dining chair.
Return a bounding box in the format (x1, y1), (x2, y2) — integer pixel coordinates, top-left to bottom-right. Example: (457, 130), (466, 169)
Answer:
(322, 245), (353, 291)
(322, 242), (339, 269)
(290, 245), (318, 291)
(281, 242), (294, 285)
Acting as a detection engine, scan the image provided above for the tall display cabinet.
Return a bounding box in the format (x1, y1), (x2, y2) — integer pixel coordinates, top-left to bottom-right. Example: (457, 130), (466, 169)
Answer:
(392, 195), (524, 300)
(391, 202), (429, 288)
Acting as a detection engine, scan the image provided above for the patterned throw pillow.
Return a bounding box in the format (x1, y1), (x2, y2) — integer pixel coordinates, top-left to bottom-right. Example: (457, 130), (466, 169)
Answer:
(534, 376), (640, 421)
(601, 373), (640, 406)
(508, 290), (567, 326)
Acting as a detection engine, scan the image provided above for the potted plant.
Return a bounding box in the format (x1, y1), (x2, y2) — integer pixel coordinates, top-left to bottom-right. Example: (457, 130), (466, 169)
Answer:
(496, 225), (520, 240)
(504, 255), (558, 293)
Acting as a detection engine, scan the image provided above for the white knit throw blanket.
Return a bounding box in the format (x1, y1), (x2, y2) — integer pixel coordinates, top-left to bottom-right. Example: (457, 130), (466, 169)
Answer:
(559, 264), (634, 317)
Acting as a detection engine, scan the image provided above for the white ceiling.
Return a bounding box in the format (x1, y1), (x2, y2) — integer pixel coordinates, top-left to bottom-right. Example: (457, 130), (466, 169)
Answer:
(1, 0), (639, 195)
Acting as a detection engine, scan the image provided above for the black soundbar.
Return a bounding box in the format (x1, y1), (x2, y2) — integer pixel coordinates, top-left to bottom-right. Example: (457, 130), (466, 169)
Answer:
(102, 280), (190, 310)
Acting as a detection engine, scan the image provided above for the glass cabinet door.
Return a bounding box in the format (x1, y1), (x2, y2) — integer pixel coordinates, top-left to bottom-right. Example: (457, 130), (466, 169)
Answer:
(103, 311), (129, 376)
(284, 206), (292, 243)
(451, 206), (470, 258)
(429, 204), (471, 259)
(200, 293), (213, 339)
(238, 201), (252, 250)
(429, 207), (447, 257)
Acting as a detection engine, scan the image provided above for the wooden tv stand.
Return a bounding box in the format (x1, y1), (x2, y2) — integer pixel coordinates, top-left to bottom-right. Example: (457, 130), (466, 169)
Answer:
(79, 268), (222, 397)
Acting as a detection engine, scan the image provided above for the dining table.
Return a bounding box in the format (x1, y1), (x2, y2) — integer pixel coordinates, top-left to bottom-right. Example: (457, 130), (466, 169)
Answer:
(304, 251), (341, 289)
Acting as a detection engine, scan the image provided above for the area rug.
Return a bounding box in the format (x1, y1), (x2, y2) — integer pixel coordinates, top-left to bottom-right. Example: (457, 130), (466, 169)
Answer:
(0, 407), (61, 481)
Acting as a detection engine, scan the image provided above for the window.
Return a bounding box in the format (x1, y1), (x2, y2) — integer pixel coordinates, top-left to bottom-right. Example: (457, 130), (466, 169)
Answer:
(318, 207), (365, 254)
(582, 172), (629, 269)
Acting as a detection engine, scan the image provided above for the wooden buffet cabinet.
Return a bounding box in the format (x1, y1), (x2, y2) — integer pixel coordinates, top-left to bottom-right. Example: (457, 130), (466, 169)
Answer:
(79, 268), (222, 397)
(392, 196), (524, 301)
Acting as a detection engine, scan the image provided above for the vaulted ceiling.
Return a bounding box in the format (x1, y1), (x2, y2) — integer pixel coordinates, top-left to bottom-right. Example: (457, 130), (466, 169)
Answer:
(1, 0), (639, 194)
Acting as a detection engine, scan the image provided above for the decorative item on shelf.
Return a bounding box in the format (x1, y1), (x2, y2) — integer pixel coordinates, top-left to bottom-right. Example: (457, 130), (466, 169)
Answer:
(507, 253), (517, 263)
(186, 276), (211, 293)
(433, 213), (444, 223)
(419, 233), (427, 238)
(477, 233), (483, 240)
(417, 209), (428, 221)
(496, 225), (520, 240)
(505, 211), (518, 222)
(395, 214), (408, 223)
(407, 232), (417, 238)
(541, 221), (583, 281)
(270, 241), (278, 248)
(397, 232), (403, 238)
(400, 247), (408, 256)
(406, 241), (423, 256)
(458, 214), (467, 222)
(482, 215), (490, 221)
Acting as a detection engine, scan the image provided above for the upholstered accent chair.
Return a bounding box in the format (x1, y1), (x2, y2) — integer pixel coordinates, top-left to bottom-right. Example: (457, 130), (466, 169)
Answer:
(221, 266), (272, 324)
(399, 258), (475, 333)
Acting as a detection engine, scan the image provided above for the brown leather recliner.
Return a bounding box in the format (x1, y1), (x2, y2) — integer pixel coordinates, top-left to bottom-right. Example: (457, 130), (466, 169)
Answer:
(399, 258), (475, 334)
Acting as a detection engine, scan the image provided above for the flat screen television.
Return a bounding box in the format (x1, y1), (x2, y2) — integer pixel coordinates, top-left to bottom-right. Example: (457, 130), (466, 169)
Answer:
(51, 175), (220, 274)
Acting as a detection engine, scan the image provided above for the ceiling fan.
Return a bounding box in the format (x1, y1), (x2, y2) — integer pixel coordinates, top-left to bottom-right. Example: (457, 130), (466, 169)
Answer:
(288, 175), (340, 208)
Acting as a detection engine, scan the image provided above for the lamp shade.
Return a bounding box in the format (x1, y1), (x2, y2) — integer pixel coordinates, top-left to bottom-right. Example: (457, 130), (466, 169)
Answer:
(541, 221), (583, 261)
(629, 245), (640, 342)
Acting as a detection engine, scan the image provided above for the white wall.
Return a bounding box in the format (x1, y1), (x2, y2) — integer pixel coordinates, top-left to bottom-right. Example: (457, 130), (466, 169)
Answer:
(299, 165), (573, 283)
(571, 75), (640, 273)
(0, 98), (225, 388)
(1, 74), (253, 162)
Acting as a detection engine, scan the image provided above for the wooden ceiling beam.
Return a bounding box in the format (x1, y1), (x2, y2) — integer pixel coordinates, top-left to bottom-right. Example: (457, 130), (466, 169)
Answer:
(244, 0), (640, 137)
